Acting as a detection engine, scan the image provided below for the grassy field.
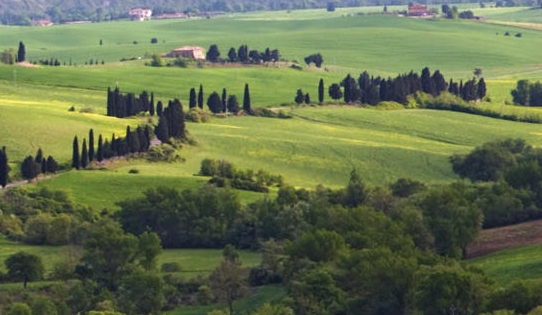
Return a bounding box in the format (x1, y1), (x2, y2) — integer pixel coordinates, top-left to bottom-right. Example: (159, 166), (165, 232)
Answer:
(0, 235), (261, 277)
(469, 243), (542, 284)
(25, 105), (542, 211)
(165, 284), (287, 315)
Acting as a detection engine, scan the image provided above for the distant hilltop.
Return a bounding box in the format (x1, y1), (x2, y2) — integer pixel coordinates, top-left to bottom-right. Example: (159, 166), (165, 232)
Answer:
(0, 0), (537, 25)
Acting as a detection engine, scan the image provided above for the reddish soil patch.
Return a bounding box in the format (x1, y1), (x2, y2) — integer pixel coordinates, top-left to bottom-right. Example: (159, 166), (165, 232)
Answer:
(16, 61), (37, 68)
(466, 219), (542, 258)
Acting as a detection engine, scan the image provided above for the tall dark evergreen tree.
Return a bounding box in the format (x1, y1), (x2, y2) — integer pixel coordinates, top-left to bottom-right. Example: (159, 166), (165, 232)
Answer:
(156, 101), (164, 117)
(227, 95), (240, 114)
(150, 92), (155, 116)
(198, 84), (204, 109)
(243, 83), (251, 114)
(421, 67), (436, 96)
(432, 70), (447, 95)
(17, 41), (25, 62)
(81, 139), (88, 169)
(88, 129), (95, 162)
(161, 99), (186, 140)
(222, 88), (227, 113)
(329, 83), (343, 101)
(477, 78), (487, 100)
(238, 45), (248, 63)
(0, 146), (8, 188)
(227, 47), (237, 62)
(21, 156), (39, 181)
(72, 136), (80, 169)
(155, 114), (169, 143)
(46, 156), (57, 173)
(97, 134), (104, 162)
(189, 88), (197, 109)
(304, 93), (310, 104)
(206, 44), (220, 62)
(318, 78), (324, 104)
(207, 92), (223, 114)
(295, 89), (305, 104)
(358, 71), (371, 103)
(34, 148), (43, 174)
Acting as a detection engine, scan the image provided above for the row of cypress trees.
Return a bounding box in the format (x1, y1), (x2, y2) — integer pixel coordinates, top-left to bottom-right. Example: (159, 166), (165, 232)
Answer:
(71, 126), (154, 169)
(323, 67), (486, 105)
(106, 87), (155, 118)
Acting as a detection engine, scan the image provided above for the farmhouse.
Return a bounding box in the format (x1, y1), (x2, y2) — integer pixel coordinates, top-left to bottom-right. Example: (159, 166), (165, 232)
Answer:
(129, 8), (152, 21)
(408, 4), (432, 17)
(166, 46), (206, 60)
(32, 19), (53, 27)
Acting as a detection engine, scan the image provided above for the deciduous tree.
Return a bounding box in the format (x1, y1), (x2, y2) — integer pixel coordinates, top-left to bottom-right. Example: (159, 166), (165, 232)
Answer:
(5, 251), (45, 288)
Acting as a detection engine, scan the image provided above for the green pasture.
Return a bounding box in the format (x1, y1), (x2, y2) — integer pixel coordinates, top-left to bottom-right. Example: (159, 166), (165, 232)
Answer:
(0, 12), (540, 78)
(0, 235), (261, 278)
(166, 284), (287, 315)
(20, 105), (542, 212)
(469, 244), (542, 284)
(35, 163), (266, 211)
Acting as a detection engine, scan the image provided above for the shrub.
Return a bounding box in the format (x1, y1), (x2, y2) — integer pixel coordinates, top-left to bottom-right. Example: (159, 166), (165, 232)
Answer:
(128, 168), (139, 174)
(161, 262), (182, 273)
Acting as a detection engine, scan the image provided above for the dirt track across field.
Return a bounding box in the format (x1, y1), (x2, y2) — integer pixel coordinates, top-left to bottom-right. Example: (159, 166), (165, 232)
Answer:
(467, 219), (542, 258)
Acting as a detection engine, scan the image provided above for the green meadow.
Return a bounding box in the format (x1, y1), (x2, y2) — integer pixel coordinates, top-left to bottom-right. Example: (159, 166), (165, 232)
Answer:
(0, 235), (260, 277)
(469, 244), (542, 284)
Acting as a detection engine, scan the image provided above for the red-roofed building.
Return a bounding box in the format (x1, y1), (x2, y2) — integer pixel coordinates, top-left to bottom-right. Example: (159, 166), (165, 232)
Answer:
(408, 4), (432, 16)
(166, 46), (206, 60)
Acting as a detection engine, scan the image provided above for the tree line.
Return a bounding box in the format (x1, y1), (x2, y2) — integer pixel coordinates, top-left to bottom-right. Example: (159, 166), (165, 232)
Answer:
(512, 79), (542, 106)
(70, 126), (154, 170)
(305, 67), (487, 106)
(206, 44), (280, 64)
(106, 87), (155, 118)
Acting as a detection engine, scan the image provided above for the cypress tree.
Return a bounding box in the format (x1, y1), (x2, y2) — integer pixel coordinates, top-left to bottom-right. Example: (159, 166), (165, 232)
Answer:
(88, 129), (95, 162)
(343, 74), (352, 103)
(17, 41), (25, 62)
(477, 78), (487, 100)
(243, 83), (251, 114)
(136, 126), (148, 152)
(189, 88), (197, 109)
(198, 84), (204, 109)
(295, 89), (304, 104)
(304, 93), (310, 104)
(34, 148), (43, 174)
(207, 92), (223, 113)
(97, 134), (104, 162)
(155, 115), (169, 143)
(81, 139), (88, 168)
(318, 78), (324, 104)
(21, 155), (38, 181)
(110, 134), (117, 157)
(222, 88), (227, 113)
(0, 146), (8, 188)
(421, 67), (436, 96)
(72, 136), (80, 169)
(41, 159), (46, 174)
(156, 101), (163, 117)
(432, 70), (447, 95)
(227, 95), (240, 114)
(46, 156), (57, 173)
(149, 92), (155, 116)
(165, 99), (185, 139)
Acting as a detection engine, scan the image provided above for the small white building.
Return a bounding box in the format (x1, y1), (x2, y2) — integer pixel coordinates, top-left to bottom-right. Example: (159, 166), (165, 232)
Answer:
(129, 8), (152, 21)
